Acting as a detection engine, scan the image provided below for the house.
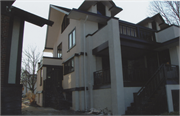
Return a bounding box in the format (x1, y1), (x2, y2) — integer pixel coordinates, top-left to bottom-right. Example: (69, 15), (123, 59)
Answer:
(35, 0), (179, 115)
(1, 1), (53, 115)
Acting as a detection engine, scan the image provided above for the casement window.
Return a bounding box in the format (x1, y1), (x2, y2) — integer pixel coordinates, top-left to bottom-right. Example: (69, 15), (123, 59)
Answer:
(57, 43), (62, 58)
(61, 15), (69, 33)
(64, 58), (74, 75)
(68, 29), (76, 50)
(40, 69), (42, 86)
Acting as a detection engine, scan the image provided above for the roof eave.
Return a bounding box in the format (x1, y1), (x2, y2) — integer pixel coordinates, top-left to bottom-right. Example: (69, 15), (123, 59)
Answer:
(11, 6), (54, 27)
(68, 9), (109, 24)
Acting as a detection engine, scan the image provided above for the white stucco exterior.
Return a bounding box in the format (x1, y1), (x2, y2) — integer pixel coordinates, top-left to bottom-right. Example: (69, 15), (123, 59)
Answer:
(156, 26), (180, 43)
(38, 1), (179, 115)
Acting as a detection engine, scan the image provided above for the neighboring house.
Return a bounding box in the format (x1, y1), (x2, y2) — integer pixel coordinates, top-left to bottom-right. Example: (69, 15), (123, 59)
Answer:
(35, 0), (179, 115)
(1, 1), (53, 115)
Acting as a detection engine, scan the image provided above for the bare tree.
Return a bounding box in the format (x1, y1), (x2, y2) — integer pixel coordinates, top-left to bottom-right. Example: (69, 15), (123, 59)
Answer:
(149, 1), (180, 26)
(21, 47), (41, 94)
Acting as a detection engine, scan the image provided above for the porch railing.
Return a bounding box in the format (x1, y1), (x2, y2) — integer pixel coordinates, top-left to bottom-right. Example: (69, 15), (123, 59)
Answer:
(94, 69), (111, 86)
(119, 20), (156, 42)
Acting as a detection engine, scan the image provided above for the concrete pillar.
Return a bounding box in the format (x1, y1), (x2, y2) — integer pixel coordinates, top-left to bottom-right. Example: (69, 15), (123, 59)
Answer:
(73, 56), (79, 110)
(108, 18), (125, 115)
(79, 91), (85, 111)
(87, 36), (97, 109)
(8, 17), (21, 84)
(72, 91), (79, 111)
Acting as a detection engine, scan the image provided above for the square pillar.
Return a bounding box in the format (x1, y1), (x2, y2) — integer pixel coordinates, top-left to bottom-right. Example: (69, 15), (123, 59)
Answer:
(108, 18), (125, 115)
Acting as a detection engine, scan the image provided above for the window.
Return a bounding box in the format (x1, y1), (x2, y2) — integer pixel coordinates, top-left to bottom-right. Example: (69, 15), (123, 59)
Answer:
(64, 58), (74, 75)
(40, 69), (42, 86)
(97, 2), (106, 16)
(57, 43), (62, 58)
(61, 15), (69, 33)
(68, 29), (76, 50)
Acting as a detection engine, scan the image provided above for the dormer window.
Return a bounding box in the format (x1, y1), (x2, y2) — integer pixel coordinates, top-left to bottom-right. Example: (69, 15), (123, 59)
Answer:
(97, 2), (106, 16)
(61, 15), (69, 33)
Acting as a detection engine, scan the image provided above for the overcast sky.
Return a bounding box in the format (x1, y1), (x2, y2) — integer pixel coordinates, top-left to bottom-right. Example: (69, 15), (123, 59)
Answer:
(13, 0), (150, 57)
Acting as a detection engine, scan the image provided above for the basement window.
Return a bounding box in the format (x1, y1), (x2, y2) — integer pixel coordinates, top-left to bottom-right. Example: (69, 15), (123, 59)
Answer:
(64, 58), (74, 75)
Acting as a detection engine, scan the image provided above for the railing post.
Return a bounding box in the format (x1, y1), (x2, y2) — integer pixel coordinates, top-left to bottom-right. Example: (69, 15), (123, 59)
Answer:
(136, 26), (140, 38)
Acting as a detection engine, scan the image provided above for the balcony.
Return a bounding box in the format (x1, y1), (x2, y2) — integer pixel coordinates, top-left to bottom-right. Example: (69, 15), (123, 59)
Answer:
(119, 20), (156, 42)
(93, 69), (111, 86)
(38, 57), (62, 69)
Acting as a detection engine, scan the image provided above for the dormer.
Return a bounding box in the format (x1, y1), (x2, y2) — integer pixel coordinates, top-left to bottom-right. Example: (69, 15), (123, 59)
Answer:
(78, 0), (122, 17)
(137, 13), (169, 31)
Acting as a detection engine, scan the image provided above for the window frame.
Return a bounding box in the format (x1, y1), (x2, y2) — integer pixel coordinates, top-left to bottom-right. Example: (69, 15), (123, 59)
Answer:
(68, 28), (76, 50)
(64, 58), (74, 75)
(57, 43), (62, 58)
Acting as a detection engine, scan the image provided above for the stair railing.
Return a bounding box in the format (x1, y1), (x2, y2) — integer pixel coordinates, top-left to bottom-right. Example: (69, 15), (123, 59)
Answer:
(135, 64), (166, 106)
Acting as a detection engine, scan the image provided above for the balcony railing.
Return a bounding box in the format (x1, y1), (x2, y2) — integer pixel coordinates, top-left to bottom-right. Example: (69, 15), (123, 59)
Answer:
(119, 20), (156, 42)
(94, 69), (111, 86)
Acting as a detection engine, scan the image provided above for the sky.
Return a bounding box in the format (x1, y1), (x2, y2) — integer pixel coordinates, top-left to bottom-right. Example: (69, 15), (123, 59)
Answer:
(13, 0), (151, 58)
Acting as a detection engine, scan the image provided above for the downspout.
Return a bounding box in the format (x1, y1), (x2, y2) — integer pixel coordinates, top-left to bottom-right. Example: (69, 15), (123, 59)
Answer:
(83, 15), (88, 111)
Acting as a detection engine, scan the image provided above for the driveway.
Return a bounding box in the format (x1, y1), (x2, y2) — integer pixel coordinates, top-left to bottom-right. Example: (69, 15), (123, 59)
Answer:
(22, 98), (89, 115)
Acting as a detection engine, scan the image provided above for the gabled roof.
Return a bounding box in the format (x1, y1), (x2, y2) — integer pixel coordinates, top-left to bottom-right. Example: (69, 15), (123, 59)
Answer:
(78, 0), (123, 17)
(44, 4), (70, 51)
(137, 13), (165, 26)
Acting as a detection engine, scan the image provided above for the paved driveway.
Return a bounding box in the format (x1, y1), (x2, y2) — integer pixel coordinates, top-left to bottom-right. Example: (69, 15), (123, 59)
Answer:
(22, 99), (89, 115)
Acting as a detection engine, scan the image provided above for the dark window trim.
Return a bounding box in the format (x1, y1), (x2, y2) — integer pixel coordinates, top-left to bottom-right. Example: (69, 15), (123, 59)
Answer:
(93, 84), (111, 90)
(40, 68), (42, 86)
(43, 56), (62, 60)
(63, 87), (88, 92)
(57, 42), (62, 58)
(61, 14), (69, 33)
(64, 58), (74, 75)
(68, 28), (76, 51)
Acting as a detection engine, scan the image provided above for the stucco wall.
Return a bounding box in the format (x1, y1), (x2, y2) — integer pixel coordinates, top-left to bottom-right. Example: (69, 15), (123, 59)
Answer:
(165, 85), (180, 112)
(169, 46), (179, 65)
(43, 57), (62, 66)
(93, 89), (112, 111)
(62, 72), (76, 89)
(124, 87), (141, 110)
(36, 93), (43, 106)
(156, 26), (180, 43)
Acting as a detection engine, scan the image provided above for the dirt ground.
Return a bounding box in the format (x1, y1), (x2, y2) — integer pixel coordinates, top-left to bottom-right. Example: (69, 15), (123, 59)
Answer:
(21, 98), (91, 115)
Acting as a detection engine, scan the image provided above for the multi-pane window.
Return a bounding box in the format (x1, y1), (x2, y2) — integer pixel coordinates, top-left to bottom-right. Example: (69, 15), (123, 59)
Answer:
(57, 43), (62, 58)
(64, 58), (74, 75)
(68, 29), (76, 49)
(119, 25), (137, 37)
